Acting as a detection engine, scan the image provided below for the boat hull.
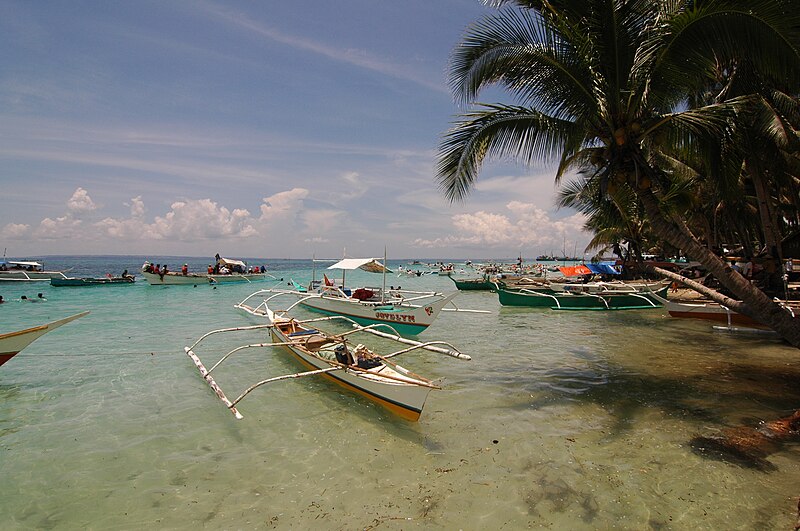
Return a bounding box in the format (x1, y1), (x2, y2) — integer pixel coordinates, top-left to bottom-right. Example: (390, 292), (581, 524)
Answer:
(142, 271), (267, 285)
(271, 327), (431, 421)
(209, 273), (268, 283)
(449, 276), (494, 290)
(497, 288), (556, 307)
(0, 271), (65, 282)
(50, 277), (135, 287)
(648, 292), (768, 328)
(298, 293), (455, 335)
(0, 312), (89, 367)
(666, 307), (764, 327)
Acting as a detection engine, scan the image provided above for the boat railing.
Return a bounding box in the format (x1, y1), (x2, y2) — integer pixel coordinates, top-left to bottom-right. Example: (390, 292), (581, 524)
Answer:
(495, 282), (564, 308)
(319, 285), (352, 298)
(622, 292), (659, 307)
(387, 290), (446, 305)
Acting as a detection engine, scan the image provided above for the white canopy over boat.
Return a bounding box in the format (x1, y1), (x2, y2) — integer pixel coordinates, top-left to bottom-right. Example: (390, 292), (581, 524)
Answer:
(218, 257), (247, 269)
(327, 258), (391, 273)
(5, 260), (44, 269)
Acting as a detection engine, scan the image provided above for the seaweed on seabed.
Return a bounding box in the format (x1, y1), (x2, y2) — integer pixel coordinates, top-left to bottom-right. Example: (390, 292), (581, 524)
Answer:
(690, 410), (800, 472)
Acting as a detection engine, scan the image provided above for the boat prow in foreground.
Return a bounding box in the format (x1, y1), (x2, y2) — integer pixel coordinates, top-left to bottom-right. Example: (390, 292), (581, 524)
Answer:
(0, 311), (90, 367)
(184, 310), (469, 421)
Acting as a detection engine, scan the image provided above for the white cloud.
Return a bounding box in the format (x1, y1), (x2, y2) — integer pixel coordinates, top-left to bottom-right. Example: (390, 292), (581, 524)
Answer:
(33, 216), (84, 240)
(66, 187), (97, 213)
(150, 199), (256, 241)
(95, 216), (143, 240)
(413, 202), (589, 253)
(301, 208), (346, 234)
(2, 223), (31, 239)
(259, 188), (309, 221)
(127, 196), (145, 218)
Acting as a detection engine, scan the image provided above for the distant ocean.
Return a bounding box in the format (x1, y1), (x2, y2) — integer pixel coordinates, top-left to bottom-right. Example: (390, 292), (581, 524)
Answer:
(1, 255), (798, 529)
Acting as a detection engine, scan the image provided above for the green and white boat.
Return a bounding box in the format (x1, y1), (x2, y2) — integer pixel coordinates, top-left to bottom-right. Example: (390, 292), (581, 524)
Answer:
(496, 285), (669, 310)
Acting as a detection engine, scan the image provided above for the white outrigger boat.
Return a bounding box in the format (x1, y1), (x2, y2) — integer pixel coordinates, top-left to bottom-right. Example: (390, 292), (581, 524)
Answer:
(0, 311), (89, 368)
(648, 290), (797, 331)
(141, 257), (272, 285)
(235, 257), (486, 335)
(185, 308), (470, 421)
(0, 260), (70, 282)
(236, 287), (460, 335)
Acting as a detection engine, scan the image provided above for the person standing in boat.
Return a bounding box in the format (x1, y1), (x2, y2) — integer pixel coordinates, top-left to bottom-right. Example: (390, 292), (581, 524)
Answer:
(742, 256), (754, 281)
(181, 263), (189, 275)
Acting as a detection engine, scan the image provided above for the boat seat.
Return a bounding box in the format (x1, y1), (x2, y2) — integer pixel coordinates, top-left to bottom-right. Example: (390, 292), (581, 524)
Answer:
(288, 329), (318, 337)
(302, 336), (335, 351)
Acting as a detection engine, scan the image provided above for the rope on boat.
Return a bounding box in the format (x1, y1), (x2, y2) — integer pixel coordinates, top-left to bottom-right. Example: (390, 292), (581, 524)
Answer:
(185, 323), (276, 352)
(350, 324), (471, 360)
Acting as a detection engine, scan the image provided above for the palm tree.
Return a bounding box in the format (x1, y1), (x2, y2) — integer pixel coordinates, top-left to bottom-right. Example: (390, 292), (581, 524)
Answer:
(437, 0), (800, 346)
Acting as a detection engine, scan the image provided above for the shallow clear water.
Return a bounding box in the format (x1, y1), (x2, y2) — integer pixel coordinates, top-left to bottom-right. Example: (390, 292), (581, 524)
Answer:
(1, 256), (798, 529)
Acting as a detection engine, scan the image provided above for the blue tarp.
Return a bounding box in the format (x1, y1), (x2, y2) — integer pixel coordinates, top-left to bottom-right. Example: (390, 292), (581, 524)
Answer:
(586, 262), (621, 275)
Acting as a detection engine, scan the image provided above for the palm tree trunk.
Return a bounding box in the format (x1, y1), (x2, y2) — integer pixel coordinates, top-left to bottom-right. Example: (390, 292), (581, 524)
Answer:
(636, 189), (800, 348)
(747, 161), (783, 260)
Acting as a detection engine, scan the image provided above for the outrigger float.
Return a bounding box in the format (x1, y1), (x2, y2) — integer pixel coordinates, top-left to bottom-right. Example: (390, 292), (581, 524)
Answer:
(184, 307), (470, 421)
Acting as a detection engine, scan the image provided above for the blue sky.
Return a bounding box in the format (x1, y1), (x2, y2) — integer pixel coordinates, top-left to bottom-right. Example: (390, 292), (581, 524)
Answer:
(0, 0), (589, 260)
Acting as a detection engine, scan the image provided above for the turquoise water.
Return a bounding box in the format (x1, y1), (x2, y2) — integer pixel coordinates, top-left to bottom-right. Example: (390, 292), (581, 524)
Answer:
(1, 256), (799, 529)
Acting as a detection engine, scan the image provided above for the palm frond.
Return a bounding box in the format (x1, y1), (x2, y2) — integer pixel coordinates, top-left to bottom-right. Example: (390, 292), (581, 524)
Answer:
(437, 104), (577, 202)
(449, 9), (596, 121)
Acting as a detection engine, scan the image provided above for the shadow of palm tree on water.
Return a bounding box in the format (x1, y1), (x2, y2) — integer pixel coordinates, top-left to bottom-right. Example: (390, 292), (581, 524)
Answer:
(518, 347), (800, 472)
